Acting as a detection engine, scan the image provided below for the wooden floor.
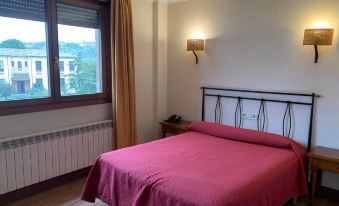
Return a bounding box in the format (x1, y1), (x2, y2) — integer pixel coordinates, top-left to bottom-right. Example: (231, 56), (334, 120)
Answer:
(7, 178), (339, 206)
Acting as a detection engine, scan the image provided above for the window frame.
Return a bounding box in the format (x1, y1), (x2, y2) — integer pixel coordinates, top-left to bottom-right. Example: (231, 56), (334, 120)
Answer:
(0, 0), (111, 116)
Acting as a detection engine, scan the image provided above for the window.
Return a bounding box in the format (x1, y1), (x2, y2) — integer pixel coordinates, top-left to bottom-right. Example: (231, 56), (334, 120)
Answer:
(36, 61), (42, 73)
(59, 61), (64, 72)
(0, 0), (110, 115)
(0, 60), (4, 72)
(69, 61), (76, 72)
(0, 0), (49, 102)
(57, 3), (103, 96)
(0, 79), (5, 84)
(18, 61), (22, 69)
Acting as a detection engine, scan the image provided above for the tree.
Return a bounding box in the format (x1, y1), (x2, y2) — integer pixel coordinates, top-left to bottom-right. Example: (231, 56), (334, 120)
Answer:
(29, 82), (48, 98)
(0, 39), (26, 49)
(0, 83), (14, 99)
(68, 54), (98, 95)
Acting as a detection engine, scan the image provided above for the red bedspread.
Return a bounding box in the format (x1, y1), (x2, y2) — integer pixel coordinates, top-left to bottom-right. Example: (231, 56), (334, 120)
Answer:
(82, 122), (307, 206)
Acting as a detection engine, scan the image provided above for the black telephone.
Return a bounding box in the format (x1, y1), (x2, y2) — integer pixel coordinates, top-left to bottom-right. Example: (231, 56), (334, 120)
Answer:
(166, 115), (182, 123)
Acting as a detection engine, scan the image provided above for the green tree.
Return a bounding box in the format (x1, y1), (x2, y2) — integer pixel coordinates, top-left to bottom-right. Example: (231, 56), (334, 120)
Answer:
(68, 55), (98, 95)
(29, 83), (48, 98)
(0, 83), (14, 99)
(0, 39), (26, 49)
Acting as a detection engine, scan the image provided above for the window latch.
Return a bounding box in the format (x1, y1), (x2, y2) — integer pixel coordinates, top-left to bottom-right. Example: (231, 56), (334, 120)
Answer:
(54, 56), (59, 67)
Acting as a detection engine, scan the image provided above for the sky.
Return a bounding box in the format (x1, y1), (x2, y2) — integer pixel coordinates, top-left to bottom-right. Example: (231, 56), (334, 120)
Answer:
(0, 17), (96, 43)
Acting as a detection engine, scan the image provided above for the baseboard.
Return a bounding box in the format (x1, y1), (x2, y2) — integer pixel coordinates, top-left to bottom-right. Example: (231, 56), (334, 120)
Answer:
(0, 167), (91, 206)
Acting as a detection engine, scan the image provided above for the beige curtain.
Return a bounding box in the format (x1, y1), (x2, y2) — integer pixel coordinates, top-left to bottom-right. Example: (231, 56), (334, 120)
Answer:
(111, 0), (137, 149)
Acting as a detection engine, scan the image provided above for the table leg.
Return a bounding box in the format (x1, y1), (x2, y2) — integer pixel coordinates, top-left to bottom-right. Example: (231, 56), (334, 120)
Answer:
(316, 170), (323, 194)
(309, 160), (318, 206)
(161, 129), (166, 138)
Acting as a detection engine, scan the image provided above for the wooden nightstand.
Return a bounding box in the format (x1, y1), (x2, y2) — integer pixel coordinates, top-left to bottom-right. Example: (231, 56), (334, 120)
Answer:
(308, 146), (339, 205)
(159, 120), (193, 138)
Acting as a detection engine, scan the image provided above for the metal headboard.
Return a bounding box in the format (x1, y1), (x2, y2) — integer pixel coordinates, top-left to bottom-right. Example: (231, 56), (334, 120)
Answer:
(201, 87), (317, 152)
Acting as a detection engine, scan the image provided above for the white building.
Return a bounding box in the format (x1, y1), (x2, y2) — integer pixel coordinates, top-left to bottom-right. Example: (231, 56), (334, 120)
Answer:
(0, 48), (75, 94)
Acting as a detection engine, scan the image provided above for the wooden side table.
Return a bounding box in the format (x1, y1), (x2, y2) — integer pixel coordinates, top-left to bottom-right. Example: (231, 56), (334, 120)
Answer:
(159, 120), (193, 138)
(308, 146), (339, 205)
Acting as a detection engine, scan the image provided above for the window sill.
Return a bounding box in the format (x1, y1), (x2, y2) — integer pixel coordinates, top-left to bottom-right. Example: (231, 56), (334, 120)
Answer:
(0, 98), (111, 117)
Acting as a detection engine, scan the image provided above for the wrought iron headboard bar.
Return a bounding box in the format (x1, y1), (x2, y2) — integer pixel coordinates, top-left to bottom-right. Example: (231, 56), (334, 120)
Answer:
(204, 94), (313, 105)
(202, 87), (316, 97)
(201, 87), (317, 152)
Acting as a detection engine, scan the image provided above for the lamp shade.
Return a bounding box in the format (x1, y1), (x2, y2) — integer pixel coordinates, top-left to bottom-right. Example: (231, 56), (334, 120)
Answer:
(303, 29), (334, 45)
(187, 39), (205, 51)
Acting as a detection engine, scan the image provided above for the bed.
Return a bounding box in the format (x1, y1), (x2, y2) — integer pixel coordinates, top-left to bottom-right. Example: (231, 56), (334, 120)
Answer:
(82, 122), (307, 206)
(82, 88), (315, 206)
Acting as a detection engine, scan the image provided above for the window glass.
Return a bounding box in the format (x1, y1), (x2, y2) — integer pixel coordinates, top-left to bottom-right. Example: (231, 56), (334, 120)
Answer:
(57, 3), (103, 96)
(60, 78), (66, 93)
(0, 0), (50, 101)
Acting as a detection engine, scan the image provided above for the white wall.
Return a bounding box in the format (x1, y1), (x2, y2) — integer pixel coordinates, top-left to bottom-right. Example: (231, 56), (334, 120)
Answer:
(153, 1), (168, 136)
(168, 0), (339, 189)
(133, 0), (168, 143)
(0, 104), (112, 139)
(133, 0), (156, 143)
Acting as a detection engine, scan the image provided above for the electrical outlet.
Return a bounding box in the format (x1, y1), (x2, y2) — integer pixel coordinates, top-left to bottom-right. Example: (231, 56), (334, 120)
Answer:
(242, 113), (258, 120)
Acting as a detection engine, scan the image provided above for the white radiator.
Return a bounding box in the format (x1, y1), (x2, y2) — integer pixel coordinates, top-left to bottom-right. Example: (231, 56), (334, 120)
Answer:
(0, 120), (114, 195)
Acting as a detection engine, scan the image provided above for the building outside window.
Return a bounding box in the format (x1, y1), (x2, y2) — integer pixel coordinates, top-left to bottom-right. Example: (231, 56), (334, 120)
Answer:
(11, 61), (15, 68)
(59, 61), (64, 72)
(18, 61), (22, 69)
(69, 61), (76, 72)
(36, 61), (42, 73)
(17, 81), (26, 94)
(0, 60), (4, 73)
(60, 78), (66, 93)
(0, 79), (5, 84)
(25, 61), (28, 68)
(35, 78), (44, 89)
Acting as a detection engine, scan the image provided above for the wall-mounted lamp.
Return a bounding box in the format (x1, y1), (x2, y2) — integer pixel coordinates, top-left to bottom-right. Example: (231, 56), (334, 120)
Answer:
(303, 28), (334, 63)
(187, 37), (205, 64)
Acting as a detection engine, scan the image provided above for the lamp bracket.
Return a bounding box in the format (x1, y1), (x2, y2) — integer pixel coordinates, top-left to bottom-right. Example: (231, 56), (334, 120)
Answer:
(314, 45), (318, 63)
(192, 50), (198, 64)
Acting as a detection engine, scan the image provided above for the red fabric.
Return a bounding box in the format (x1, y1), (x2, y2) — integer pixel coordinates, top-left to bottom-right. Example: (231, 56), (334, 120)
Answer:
(82, 122), (307, 206)
(188, 121), (291, 148)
